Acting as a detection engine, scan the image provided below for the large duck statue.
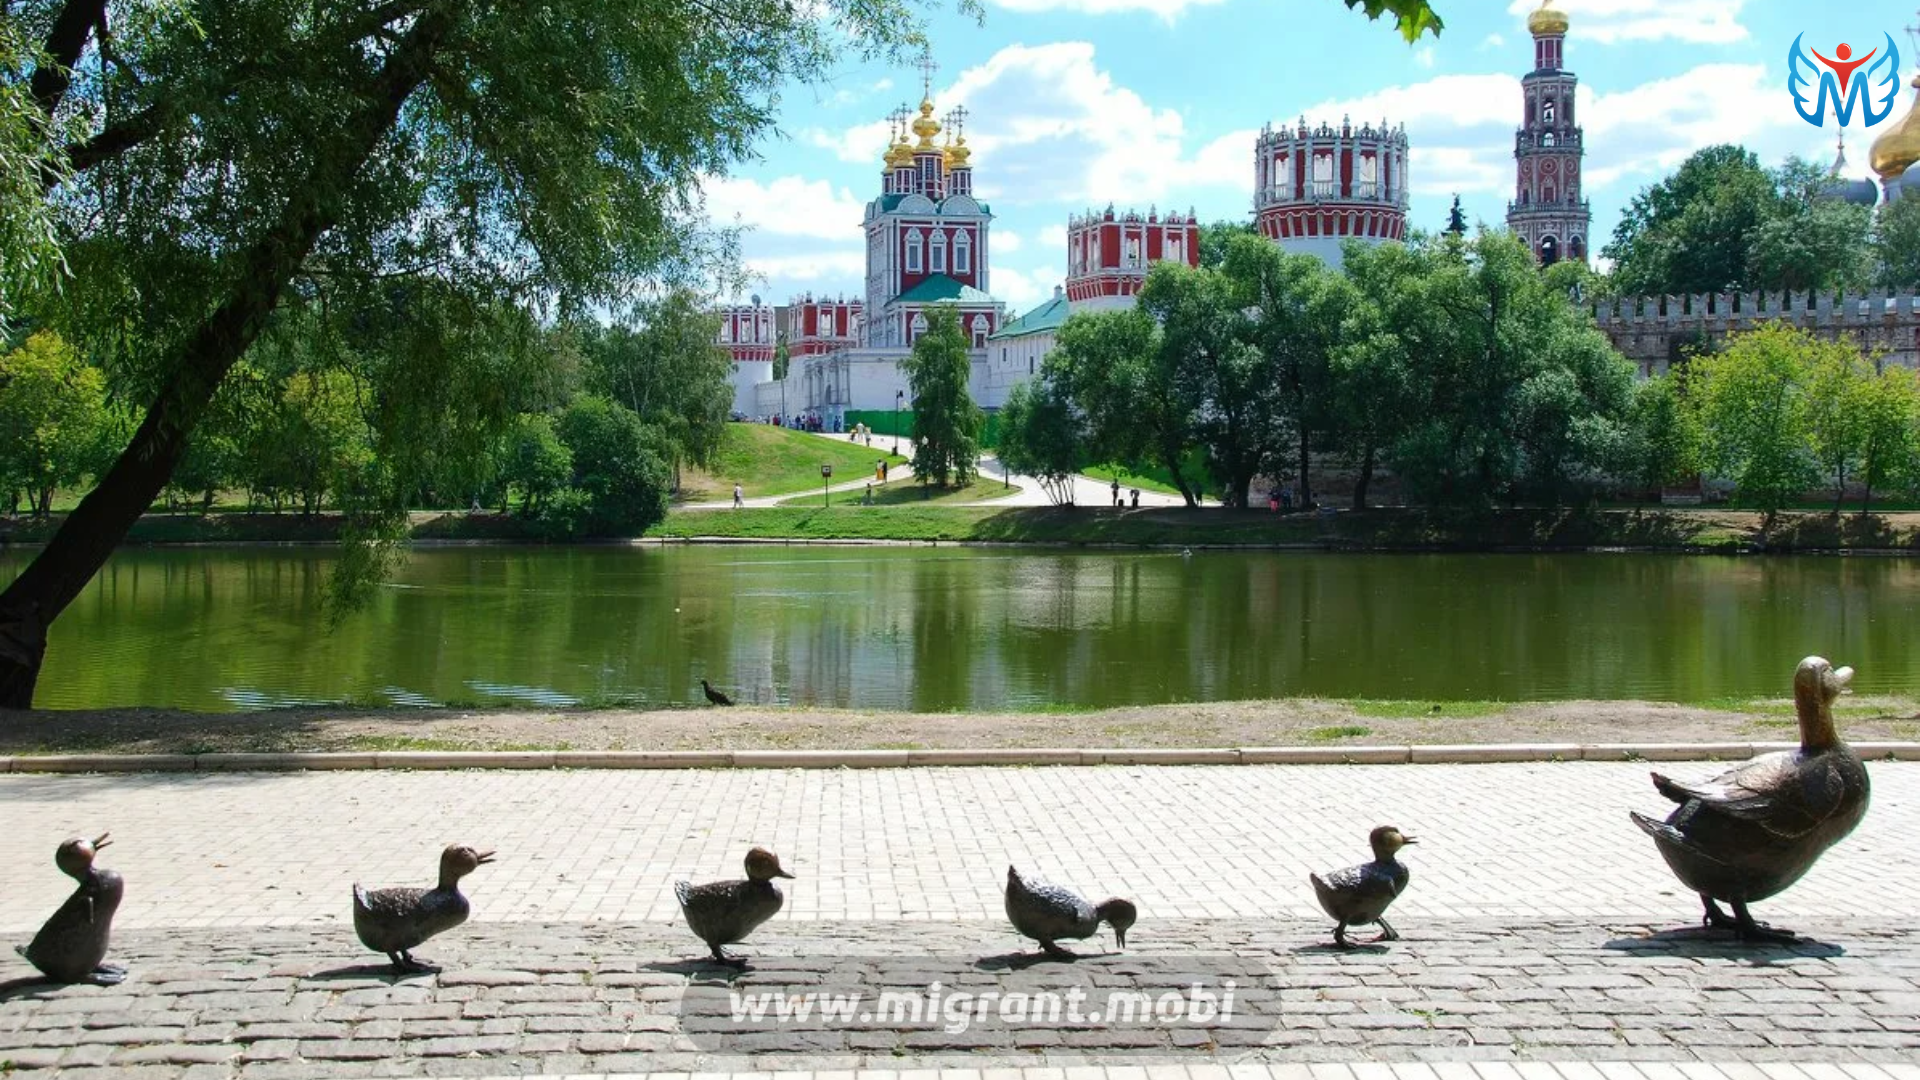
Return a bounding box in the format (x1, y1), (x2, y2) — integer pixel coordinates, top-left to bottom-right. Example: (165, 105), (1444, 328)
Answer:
(353, 844), (495, 973)
(1631, 656), (1871, 940)
(17, 833), (126, 984)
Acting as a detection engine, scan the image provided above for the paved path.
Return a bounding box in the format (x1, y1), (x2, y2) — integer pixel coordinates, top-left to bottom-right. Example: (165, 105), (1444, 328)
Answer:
(0, 762), (1915, 1076)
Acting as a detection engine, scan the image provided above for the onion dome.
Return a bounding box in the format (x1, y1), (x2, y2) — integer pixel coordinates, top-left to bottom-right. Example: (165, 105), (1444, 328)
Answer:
(885, 135), (914, 169)
(946, 134), (972, 169)
(1870, 74), (1920, 181)
(1527, 0), (1568, 36)
(912, 99), (941, 148)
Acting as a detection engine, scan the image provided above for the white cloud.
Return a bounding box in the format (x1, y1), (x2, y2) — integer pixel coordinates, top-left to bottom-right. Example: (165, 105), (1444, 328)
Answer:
(1038, 224), (1069, 253)
(1291, 74), (1519, 196)
(997, 230), (1024, 253)
(1479, 32), (1508, 51)
(1581, 63), (1806, 188)
(1502, 0), (1749, 45)
(991, 265), (1060, 313)
(702, 175), (866, 242)
(986, 0), (1228, 22)
(743, 250), (867, 284)
(1414, 45), (1437, 70)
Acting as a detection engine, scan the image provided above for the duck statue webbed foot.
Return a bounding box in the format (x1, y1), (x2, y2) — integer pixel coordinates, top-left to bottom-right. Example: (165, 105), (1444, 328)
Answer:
(1312, 827), (1416, 950)
(1632, 657), (1870, 945)
(1701, 897), (1796, 943)
(676, 848), (794, 969)
(87, 962), (129, 985)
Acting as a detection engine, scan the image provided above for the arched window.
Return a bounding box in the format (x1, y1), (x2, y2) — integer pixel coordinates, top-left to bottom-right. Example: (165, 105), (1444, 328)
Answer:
(1165, 233), (1183, 265)
(1542, 132), (1556, 147)
(1312, 152), (1335, 197)
(910, 311), (927, 341)
(1542, 99), (1556, 124)
(1540, 235), (1560, 266)
(970, 315), (988, 348)
(1029, 354), (1035, 375)
(1125, 237), (1141, 267)
(1358, 154), (1378, 198)
(1569, 236), (1586, 261)
(954, 231), (971, 274)
(1544, 184), (1556, 203)
(720, 319), (733, 343)
(906, 230), (923, 274)
(930, 231), (948, 273)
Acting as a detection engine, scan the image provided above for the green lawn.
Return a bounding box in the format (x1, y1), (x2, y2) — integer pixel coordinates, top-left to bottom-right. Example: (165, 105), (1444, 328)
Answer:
(1082, 454), (1217, 502)
(677, 424), (906, 501)
(775, 477), (1018, 508)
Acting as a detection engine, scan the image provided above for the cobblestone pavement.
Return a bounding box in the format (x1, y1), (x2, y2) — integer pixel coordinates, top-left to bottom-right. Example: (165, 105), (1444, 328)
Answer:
(0, 763), (1915, 1076)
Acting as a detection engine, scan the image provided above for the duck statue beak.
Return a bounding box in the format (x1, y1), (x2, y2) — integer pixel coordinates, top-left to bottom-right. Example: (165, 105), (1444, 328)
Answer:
(476, 850), (497, 865)
(1401, 836), (1419, 845)
(92, 832), (113, 851)
(1113, 927), (1127, 949)
(1834, 666), (1855, 693)
(775, 867), (796, 879)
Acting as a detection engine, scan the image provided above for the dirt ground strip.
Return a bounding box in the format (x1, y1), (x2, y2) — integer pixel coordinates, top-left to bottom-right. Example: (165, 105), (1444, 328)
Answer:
(2, 697), (1916, 756)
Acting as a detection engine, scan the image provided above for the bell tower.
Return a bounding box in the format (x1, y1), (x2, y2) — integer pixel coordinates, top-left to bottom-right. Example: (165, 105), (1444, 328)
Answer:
(1507, 1), (1590, 265)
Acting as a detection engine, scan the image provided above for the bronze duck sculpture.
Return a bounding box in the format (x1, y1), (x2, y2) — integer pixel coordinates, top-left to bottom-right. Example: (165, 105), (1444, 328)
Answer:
(1004, 866), (1136, 958)
(1310, 825), (1415, 948)
(1632, 656), (1870, 941)
(352, 844), (494, 973)
(675, 847), (792, 967)
(17, 833), (126, 984)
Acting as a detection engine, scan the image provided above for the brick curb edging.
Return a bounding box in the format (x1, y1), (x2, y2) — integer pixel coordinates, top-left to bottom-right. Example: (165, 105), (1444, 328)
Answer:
(0, 741), (1915, 773)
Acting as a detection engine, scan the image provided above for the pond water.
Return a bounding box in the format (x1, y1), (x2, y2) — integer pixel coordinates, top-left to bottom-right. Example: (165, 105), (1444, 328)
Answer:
(7, 545), (1918, 711)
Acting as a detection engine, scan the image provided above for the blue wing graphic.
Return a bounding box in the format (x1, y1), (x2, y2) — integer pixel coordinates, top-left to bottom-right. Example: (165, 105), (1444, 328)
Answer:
(1788, 33), (1838, 128)
(1866, 33), (1903, 126)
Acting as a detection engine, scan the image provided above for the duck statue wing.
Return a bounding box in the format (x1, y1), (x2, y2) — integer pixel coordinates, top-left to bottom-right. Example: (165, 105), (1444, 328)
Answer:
(1006, 867), (1095, 940)
(1654, 752), (1853, 840)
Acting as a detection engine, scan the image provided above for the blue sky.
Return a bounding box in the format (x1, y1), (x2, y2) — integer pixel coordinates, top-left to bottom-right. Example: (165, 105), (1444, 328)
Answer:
(704, 0), (1918, 315)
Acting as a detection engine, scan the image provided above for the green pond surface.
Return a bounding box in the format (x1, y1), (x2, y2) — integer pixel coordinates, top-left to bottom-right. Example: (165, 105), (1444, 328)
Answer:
(7, 545), (1918, 712)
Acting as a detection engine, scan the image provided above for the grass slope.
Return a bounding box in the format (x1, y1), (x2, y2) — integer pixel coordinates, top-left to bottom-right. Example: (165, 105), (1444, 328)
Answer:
(677, 425), (905, 501)
(775, 478), (1018, 508)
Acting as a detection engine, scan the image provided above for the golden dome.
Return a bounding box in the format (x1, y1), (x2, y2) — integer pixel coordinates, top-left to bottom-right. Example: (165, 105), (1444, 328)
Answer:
(1527, 0), (1568, 36)
(1870, 74), (1920, 180)
(885, 136), (914, 169)
(946, 135), (972, 168)
(912, 99), (941, 148)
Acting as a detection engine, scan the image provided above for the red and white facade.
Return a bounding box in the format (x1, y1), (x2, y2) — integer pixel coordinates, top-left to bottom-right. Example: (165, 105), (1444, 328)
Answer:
(716, 300), (775, 415)
(1065, 206), (1201, 310)
(1506, 5), (1590, 265)
(784, 294), (863, 358)
(1254, 117), (1409, 269)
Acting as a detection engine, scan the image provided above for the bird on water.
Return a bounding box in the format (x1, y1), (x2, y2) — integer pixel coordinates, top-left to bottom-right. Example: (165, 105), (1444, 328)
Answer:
(18, 833), (126, 985)
(675, 847), (794, 967)
(1310, 825), (1416, 949)
(1003, 866), (1137, 958)
(701, 679), (733, 706)
(352, 844), (495, 973)
(1631, 656), (1870, 941)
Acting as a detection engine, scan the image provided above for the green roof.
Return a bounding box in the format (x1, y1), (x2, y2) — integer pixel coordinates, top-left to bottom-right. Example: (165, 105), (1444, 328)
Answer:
(989, 290), (1069, 340)
(896, 274), (995, 304)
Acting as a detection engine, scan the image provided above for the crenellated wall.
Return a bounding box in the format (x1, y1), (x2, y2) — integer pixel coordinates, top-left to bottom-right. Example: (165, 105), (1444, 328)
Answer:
(1594, 290), (1920, 377)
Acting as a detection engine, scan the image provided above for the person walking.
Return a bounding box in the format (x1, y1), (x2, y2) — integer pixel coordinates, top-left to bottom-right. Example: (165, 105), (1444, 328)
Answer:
(1111, 478), (1121, 507)
(733, 483), (744, 509)
(1130, 488), (1140, 508)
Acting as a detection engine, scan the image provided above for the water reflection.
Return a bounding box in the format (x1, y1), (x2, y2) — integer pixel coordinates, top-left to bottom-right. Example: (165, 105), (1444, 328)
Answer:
(6, 545), (1917, 711)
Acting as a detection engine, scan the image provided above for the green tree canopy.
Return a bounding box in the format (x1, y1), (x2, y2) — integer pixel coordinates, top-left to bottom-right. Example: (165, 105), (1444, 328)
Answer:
(1045, 306), (1202, 506)
(0, 330), (110, 516)
(994, 378), (1086, 506)
(1690, 323), (1824, 519)
(1873, 195), (1920, 290)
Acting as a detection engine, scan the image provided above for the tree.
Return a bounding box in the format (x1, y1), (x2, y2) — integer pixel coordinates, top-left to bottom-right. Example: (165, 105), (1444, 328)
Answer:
(1604, 146), (1778, 296)
(553, 396), (670, 536)
(0, 330), (108, 516)
(900, 306), (983, 488)
(0, 0), (939, 706)
(1853, 366), (1920, 516)
(1690, 323), (1821, 520)
(1198, 219), (1259, 270)
(994, 379), (1086, 506)
(501, 413), (572, 515)
(583, 291), (732, 489)
(1745, 159), (1872, 294)
(1873, 195), (1920, 289)
(1620, 374), (1702, 503)
(1139, 259), (1273, 507)
(1336, 242), (1426, 508)
(1801, 344), (1868, 513)
(1047, 307), (1204, 506)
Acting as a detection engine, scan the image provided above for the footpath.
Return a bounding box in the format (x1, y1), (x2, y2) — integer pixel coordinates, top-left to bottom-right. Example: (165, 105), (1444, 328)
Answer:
(0, 760), (1915, 1078)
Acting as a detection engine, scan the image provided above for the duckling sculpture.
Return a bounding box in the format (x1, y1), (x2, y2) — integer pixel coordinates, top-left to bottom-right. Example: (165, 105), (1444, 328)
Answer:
(1632, 656), (1871, 941)
(675, 847), (792, 967)
(1004, 866), (1137, 958)
(17, 833), (125, 984)
(352, 844), (494, 973)
(1310, 826), (1416, 949)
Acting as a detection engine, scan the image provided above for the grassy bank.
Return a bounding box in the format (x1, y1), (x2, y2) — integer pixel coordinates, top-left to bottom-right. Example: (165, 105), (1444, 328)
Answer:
(676, 424), (905, 501)
(2, 694), (1915, 756)
(11, 505), (1920, 552)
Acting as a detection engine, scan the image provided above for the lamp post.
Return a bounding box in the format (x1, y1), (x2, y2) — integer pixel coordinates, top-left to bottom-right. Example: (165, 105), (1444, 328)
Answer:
(821, 463), (833, 507)
(893, 389), (904, 455)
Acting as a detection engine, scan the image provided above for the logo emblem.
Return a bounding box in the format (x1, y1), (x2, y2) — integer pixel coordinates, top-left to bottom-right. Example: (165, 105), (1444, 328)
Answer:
(1789, 33), (1902, 128)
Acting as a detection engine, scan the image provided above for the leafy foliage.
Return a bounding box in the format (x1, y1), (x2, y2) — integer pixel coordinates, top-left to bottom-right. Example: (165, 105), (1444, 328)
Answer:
(995, 378), (1087, 506)
(901, 306), (984, 487)
(0, 331), (112, 515)
(550, 396), (670, 537)
(1690, 324), (1822, 518)
(1873, 194), (1920, 290)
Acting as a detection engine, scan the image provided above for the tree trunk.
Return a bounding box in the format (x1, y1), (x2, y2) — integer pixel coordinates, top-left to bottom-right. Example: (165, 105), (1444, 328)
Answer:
(1162, 448), (1198, 508)
(1297, 429), (1312, 510)
(1352, 442), (1375, 510)
(0, 6), (454, 709)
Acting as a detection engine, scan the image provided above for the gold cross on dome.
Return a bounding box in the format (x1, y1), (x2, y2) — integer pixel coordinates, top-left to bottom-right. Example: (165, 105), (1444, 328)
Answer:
(918, 52), (938, 99)
(947, 105), (969, 139)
